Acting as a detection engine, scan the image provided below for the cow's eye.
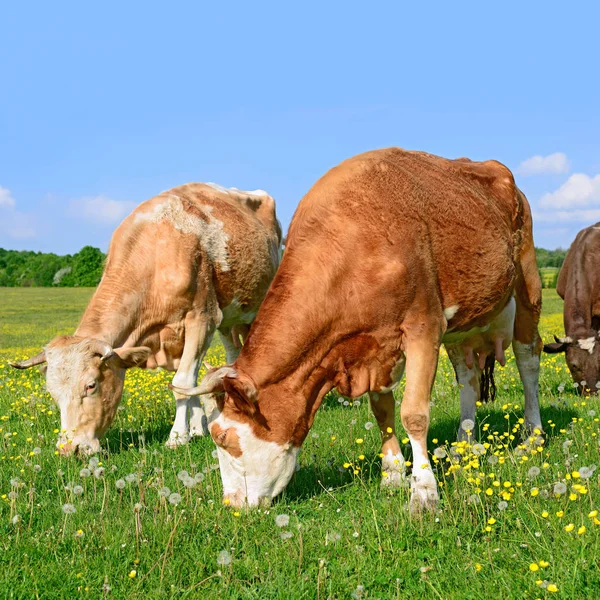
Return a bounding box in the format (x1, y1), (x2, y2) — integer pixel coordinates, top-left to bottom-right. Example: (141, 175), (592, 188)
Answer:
(85, 381), (97, 394)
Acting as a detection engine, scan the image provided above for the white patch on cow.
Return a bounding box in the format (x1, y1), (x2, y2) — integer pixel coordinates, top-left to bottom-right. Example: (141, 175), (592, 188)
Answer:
(205, 182), (270, 199)
(513, 341), (542, 431)
(446, 346), (479, 441)
(407, 434), (438, 510)
(443, 305), (460, 320)
(211, 413), (299, 507)
(220, 298), (257, 329)
(443, 297), (516, 345)
(578, 337), (596, 354)
(558, 336), (574, 343)
(135, 196), (230, 271)
(377, 356), (406, 393)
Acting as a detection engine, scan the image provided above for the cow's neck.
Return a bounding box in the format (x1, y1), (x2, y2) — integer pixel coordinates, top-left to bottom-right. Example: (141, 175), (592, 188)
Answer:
(235, 256), (399, 446)
(74, 277), (142, 347)
(563, 255), (594, 336)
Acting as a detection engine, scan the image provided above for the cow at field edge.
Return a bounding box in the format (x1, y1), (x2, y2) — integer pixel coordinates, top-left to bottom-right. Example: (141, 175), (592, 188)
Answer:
(543, 223), (600, 393)
(172, 148), (543, 513)
(11, 183), (281, 454)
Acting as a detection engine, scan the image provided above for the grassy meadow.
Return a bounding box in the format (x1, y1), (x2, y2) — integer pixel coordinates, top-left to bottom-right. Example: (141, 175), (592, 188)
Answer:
(1, 288), (599, 599)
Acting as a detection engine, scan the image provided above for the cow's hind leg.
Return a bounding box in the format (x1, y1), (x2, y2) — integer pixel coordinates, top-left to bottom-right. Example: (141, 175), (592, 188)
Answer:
(401, 322), (443, 514)
(167, 313), (215, 448)
(369, 390), (406, 488)
(446, 345), (481, 442)
(513, 240), (544, 438)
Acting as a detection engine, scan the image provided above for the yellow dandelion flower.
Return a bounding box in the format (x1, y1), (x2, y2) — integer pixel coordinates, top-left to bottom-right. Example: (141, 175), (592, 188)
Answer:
(529, 563), (539, 572)
(564, 523), (575, 532)
(577, 525), (586, 535)
(547, 584), (558, 593)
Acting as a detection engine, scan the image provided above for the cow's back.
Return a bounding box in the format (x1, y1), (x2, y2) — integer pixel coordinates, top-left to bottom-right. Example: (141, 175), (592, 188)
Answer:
(287, 148), (525, 330)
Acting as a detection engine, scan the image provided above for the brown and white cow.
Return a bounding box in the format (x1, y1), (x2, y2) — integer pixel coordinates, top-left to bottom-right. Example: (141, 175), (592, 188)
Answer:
(11, 183), (281, 454)
(543, 223), (600, 393)
(172, 148), (543, 513)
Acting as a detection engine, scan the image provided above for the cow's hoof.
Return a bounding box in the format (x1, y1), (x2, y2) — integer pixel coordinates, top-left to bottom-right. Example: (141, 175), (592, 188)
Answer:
(409, 480), (439, 516)
(189, 426), (208, 438)
(381, 469), (407, 489)
(165, 433), (190, 449)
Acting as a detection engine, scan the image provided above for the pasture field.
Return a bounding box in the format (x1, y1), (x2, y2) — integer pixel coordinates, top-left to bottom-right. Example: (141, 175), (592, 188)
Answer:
(1, 288), (599, 600)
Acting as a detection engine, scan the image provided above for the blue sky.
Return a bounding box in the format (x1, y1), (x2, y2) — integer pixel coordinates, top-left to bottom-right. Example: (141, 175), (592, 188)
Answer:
(1, 1), (599, 254)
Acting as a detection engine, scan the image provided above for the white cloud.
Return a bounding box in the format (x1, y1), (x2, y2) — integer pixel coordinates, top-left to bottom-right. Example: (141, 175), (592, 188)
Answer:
(535, 208), (600, 223)
(0, 185), (16, 208)
(518, 152), (569, 176)
(69, 196), (137, 224)
(0, 186), (36, 241)
(539, 173), (600, 210)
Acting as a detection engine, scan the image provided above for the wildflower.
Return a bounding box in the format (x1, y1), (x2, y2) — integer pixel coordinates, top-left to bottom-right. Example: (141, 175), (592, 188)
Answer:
(577, 525), (586, 535)
(433, 447), (447, 459)
(579, 466), (593, 479)
(539, 560), (549, 568)
(527, 466), (540, 478)
(125, 473), (138, 484)
(194, 472), (205, 483)
(32, 447), (41, 455)
(564, 523), (574, 532)
(355, 438), (364, 444)
(168, 493), (182, 506)
(364, 422), (374, 431)
(553, 482), (567, 495)
(74, 529), (84, 539)
(280, 531), (293, 540)
(62, 503), (76, 514)
(79, 468), (91, 478)
(541, 511), (549, 518)
(547, 584), (558, 593)
(73, 485), (84, 496)
(326, 532), (341, 543)
(498, 501), (508, 511)
(472, 444), (485, 456)
(487, 518), (496, 525)
(275, 514), (290, 527)
(529, 563), (539, 572)
(589, 510), (598, 518)
(530, 488), (539, 497)
(177, 470), (189, 481)
(182, 477), (196, 489)
(158, 487), (170, 498)
(88, 456), (99, 469)
(556, 511), (564, 518)
(217, 550), (232, 566)
(11, 514), (21, 525)
(128, 570), (137, 579)
(94, 467), (105, 479)
(468, 494), (481, 505)
(134, 503), (143, 512)
(116, 479), (126, 490)
(461, 419), (475, 432)
(475, 563), (482, 572)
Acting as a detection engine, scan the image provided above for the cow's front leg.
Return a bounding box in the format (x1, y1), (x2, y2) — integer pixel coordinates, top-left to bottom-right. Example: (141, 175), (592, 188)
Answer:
(369, 390), (406, 488)
(167, 313), (214, 448)
(401, 323), (443, 514)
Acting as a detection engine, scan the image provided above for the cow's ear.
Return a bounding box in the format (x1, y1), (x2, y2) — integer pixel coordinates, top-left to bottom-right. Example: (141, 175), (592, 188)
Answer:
(543, 342), (568, 354)
(109, 347), (152, 369)
(223, 373), (258, 417)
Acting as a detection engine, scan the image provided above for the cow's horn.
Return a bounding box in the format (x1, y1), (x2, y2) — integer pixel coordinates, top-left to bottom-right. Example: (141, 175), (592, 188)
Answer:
(169, 366), (237, 397)
(9, 351), (47, 370)
(89, 340), (115, 362)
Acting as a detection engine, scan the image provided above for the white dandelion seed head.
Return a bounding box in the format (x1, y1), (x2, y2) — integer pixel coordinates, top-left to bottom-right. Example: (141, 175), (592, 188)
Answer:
(183, 476), (196, 488)
(125, 473), (138, 483)
(364, 422), (374, 431)
(79, 468), (91, 478)
(280, 531), (293, 540)
(73, 485), (84, 496)
(578, 466), (593, 479)
(461, 419), (475, 432)
(471, 444), (486, 456)
(487, 455), (499, 465)
(498, 501), (508, 511)
(168, 493), (182, 506)
(94, 467), (105, 479)
(326, 532), (341, 543)
(553, 482), (567, 495)
(468, 494), (481, 505)
(275, 514), (290, 527)
(134, 503), (143, 512)
(88, 457), (99, 469)
(158, 487), (171, 498)
(588, 410), (596, 418)
(11, 514), (21, 525)
(115, 479), (126, 490)
(33, 464), (42, 473)
(177, 470), (189, 481)
(217, 550), (232, 566)
(434, 447), (447, 459)
(62, 503), (76, 515)
(8, 491), (17, 500)
(527, 466), (541, 478)
(33, 447), (41, 455)
(194, 472), (205, 483)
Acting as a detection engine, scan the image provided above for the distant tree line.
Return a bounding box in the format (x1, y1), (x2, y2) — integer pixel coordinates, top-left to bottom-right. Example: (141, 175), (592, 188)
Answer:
(0, 246), (105, 287)
(0, 245), (569, 288)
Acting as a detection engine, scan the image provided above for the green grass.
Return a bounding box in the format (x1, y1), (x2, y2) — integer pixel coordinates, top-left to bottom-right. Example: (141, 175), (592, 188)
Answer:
(1, 288), (599, 599)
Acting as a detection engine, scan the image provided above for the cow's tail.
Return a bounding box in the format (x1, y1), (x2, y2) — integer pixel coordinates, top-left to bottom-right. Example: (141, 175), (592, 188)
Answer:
(480, 354), (497, 403)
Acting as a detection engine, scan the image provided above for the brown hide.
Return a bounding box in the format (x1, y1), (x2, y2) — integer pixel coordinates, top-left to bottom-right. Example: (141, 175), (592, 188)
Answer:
(222, 148), (539, 446)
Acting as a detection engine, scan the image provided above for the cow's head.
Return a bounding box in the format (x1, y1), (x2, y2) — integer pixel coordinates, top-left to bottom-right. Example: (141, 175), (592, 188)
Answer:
(543, 334), (600, 393)
(11, 336), (150, 454)
(171, 366), (299, 508)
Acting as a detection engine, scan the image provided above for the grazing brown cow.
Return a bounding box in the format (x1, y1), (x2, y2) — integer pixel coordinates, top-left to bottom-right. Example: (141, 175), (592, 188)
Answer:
(172, 148), (543, 513)
(543, 223), (600, 393)
(11, 183), (281, 454)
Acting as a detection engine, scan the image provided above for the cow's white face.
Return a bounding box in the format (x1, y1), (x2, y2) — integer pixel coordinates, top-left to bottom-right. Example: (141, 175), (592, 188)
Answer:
(13, 337), (150, 455)
(210, 413), (299, 507)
